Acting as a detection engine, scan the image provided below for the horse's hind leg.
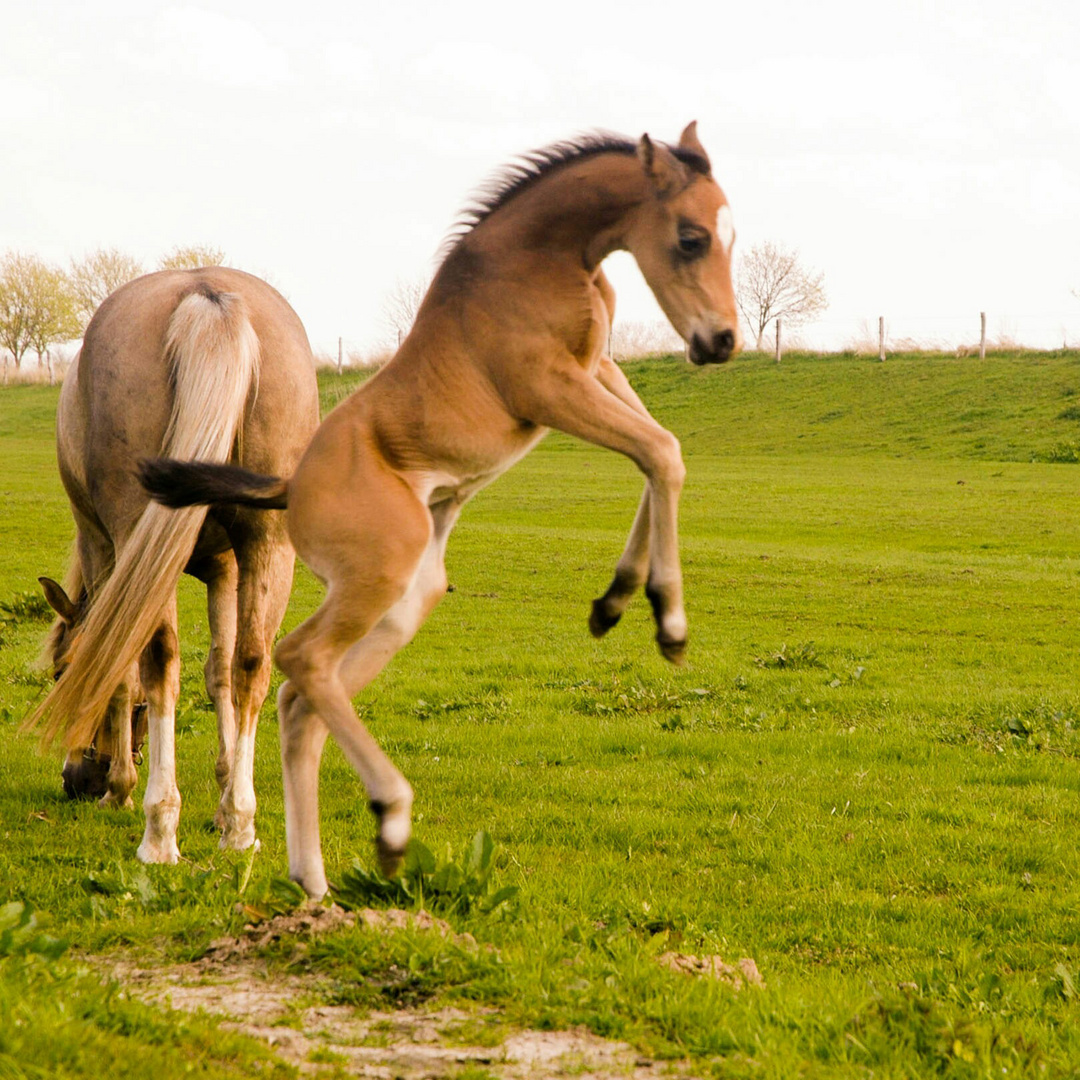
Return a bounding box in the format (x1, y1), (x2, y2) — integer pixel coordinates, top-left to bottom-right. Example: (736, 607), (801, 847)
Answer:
(218, 537), (295, 851)
(136, 597), (182, 864)
(201, 552), (239, 822)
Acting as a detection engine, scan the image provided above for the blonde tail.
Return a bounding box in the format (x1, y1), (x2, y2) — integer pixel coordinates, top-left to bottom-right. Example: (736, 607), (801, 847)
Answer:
(27, 286), (260, 750)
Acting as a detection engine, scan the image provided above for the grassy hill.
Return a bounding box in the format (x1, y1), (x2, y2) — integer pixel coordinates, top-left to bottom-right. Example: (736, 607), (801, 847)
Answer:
(611, 349), (1080, 462)
(1, 352), (1078, 1078)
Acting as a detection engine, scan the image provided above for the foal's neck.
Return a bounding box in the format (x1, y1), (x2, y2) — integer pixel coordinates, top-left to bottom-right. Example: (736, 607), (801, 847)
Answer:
(472, 152), (648, 271)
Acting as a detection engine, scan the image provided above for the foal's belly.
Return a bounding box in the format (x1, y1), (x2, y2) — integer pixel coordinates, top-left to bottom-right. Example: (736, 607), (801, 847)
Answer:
(411, 424), (549, 508)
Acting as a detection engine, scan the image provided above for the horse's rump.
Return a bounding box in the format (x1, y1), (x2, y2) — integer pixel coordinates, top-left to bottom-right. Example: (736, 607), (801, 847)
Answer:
(27, 280), (261, 750)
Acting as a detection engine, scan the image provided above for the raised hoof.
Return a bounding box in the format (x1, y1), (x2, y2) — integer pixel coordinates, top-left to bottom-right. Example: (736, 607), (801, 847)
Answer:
(589, 598), (622, 638)
(375, 835), (406, 878)
(657, 635), (688, 666)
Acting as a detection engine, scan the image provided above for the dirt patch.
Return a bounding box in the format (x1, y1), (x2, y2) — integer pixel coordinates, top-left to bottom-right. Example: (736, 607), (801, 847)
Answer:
(657, 952), (765, 990)
(101, 904), (698, 1078)
(204, 903), (481, 962)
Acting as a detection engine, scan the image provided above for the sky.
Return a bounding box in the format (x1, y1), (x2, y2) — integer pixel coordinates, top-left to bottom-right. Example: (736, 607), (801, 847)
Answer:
(2, 0), (1078, 356)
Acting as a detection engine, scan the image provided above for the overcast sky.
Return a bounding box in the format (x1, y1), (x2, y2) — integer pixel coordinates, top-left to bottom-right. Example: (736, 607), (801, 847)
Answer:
(2, 0), (1078, 355)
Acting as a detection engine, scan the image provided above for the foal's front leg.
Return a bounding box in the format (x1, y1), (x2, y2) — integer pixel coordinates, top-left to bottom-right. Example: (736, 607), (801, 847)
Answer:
(590, 357), (653, 637)
(505, 358), (688, 662)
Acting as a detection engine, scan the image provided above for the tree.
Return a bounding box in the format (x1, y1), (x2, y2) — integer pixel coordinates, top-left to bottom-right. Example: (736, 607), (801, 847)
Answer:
(735, 241), (828, 350)
(380, 276), (429, 348)
(69, 248), (144, 329)
(0, 253), (79, 378)
(159, 244), (227, 270)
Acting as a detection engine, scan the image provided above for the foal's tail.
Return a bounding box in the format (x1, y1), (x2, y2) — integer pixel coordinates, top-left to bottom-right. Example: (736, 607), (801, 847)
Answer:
(139, 460), (288, 510)
(28, 285), (261, 751)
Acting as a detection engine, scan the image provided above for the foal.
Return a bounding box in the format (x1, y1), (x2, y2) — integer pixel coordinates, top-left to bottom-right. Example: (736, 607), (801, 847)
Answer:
(143, 124), (742, 896)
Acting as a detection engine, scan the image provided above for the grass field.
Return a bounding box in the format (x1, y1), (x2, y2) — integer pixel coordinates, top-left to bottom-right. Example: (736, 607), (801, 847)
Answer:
(1, 349), (1079, 1077)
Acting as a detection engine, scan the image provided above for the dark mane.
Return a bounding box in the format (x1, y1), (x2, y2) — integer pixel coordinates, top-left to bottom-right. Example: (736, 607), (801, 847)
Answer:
(441, 132), (709, 256)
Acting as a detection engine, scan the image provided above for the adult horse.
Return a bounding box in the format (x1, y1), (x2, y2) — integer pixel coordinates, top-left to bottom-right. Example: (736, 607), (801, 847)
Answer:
(28, 268), (320, 863)
(143, 124), (742, 896)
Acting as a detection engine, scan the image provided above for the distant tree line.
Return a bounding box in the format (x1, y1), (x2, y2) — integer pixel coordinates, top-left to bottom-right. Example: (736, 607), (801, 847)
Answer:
(0, 245), (225, 383)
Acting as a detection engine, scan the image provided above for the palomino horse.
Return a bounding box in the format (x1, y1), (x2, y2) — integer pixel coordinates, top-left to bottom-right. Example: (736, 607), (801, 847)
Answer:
(28, 268), (319, 863)
(143, 124), (741, 897)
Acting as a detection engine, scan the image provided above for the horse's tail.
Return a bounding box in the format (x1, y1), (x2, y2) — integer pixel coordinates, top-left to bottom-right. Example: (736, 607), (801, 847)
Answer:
(27, 284), (261, 751)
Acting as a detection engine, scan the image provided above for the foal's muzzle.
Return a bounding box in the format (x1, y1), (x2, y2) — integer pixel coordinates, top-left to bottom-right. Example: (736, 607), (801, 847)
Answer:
(689, 329), (736, 366)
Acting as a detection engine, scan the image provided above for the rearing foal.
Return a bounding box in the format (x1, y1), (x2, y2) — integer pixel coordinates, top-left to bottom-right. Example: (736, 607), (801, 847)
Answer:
(143, 123), (742, 897)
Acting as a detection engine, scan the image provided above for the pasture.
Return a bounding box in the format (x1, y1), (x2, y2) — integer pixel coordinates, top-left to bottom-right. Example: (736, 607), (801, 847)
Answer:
(1, 349), (1079, 1078)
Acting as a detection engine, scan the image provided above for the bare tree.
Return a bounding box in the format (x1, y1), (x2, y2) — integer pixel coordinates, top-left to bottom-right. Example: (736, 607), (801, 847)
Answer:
(69, 248), (145, 329)
(735, 241), (828, 350)
(159, 244), (227, 270)
(380, 276), (429, 348)
(0, 253), (79, 380)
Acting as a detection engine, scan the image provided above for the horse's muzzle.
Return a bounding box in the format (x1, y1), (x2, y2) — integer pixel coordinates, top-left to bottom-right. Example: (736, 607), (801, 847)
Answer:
(62, 750), (112, 800)
(689, 329), (736, 366)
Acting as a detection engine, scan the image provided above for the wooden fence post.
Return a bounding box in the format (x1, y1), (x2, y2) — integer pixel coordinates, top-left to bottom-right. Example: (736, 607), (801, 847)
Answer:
(775, 317), (782, 363)
(337, 336), (343, 375)
(879, 317), (886, 362)
(979, 312), (986, 359)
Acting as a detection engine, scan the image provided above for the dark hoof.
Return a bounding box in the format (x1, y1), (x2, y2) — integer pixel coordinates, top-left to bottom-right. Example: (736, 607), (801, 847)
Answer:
(657, 636), (688, 666)
(62, 753), (112, 801)
(589, 598), (622, 638)
(375, 836), (406, 878)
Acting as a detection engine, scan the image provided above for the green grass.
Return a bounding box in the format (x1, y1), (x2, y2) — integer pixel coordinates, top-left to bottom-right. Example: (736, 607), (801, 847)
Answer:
(2, 350), (1080, 1076)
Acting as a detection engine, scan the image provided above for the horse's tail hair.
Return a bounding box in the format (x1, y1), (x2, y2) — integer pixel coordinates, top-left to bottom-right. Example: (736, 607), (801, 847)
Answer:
(139, 460), (288, 510)
(27, 284), (261, 751)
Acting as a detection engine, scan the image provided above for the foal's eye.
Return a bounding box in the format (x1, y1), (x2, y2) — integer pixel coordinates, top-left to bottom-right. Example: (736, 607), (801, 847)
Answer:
(677, 230), (709, 258)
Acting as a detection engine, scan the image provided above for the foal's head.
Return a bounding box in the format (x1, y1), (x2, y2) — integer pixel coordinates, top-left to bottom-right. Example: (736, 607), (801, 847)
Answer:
(627, 123), (742, 365)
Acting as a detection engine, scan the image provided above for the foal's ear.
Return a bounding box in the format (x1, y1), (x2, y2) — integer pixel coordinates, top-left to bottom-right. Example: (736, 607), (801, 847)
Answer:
(39, 577), (78, 624)
(677, 121), (711, 173)
(637, 133), (688, 197)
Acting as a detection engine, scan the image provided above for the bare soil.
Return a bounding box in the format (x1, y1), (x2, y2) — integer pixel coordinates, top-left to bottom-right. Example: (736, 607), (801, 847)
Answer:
(99, 905), (719, 1078)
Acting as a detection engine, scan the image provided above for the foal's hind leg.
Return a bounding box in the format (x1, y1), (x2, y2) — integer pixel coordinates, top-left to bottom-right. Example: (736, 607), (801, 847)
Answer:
(276, 490), (439, 896)
(136, 597), (182, 864)
(218, 537), (295, 851)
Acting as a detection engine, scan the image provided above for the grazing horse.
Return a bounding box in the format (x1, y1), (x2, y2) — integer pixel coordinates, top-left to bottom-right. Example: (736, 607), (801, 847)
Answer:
(28, 268), (320, 863)
(142, 124), (741, 897)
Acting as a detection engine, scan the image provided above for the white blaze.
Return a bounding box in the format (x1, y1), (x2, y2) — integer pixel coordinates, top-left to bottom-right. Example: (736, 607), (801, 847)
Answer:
(716, 205), (734, 253)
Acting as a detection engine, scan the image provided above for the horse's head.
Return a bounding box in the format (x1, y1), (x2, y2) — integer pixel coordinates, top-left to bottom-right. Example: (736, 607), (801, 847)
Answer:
(627, 122), (742, 366)
(40, 576), (85, 685)
(39, 576), (147, 800)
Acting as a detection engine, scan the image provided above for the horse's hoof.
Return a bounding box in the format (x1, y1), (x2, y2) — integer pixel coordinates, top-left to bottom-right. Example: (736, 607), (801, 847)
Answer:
(375, 835), (406, 878)
(98, 792), (134, 810)
(136, 839), (180, 865)
(220, 829), (259, 853)
(657, 635), (688, 666)
(589, 598), (622, 638)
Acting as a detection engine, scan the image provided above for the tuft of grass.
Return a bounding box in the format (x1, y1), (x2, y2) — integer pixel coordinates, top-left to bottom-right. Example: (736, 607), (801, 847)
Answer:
(334, 831), (518, 917)
(0, 590), (52, 623)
